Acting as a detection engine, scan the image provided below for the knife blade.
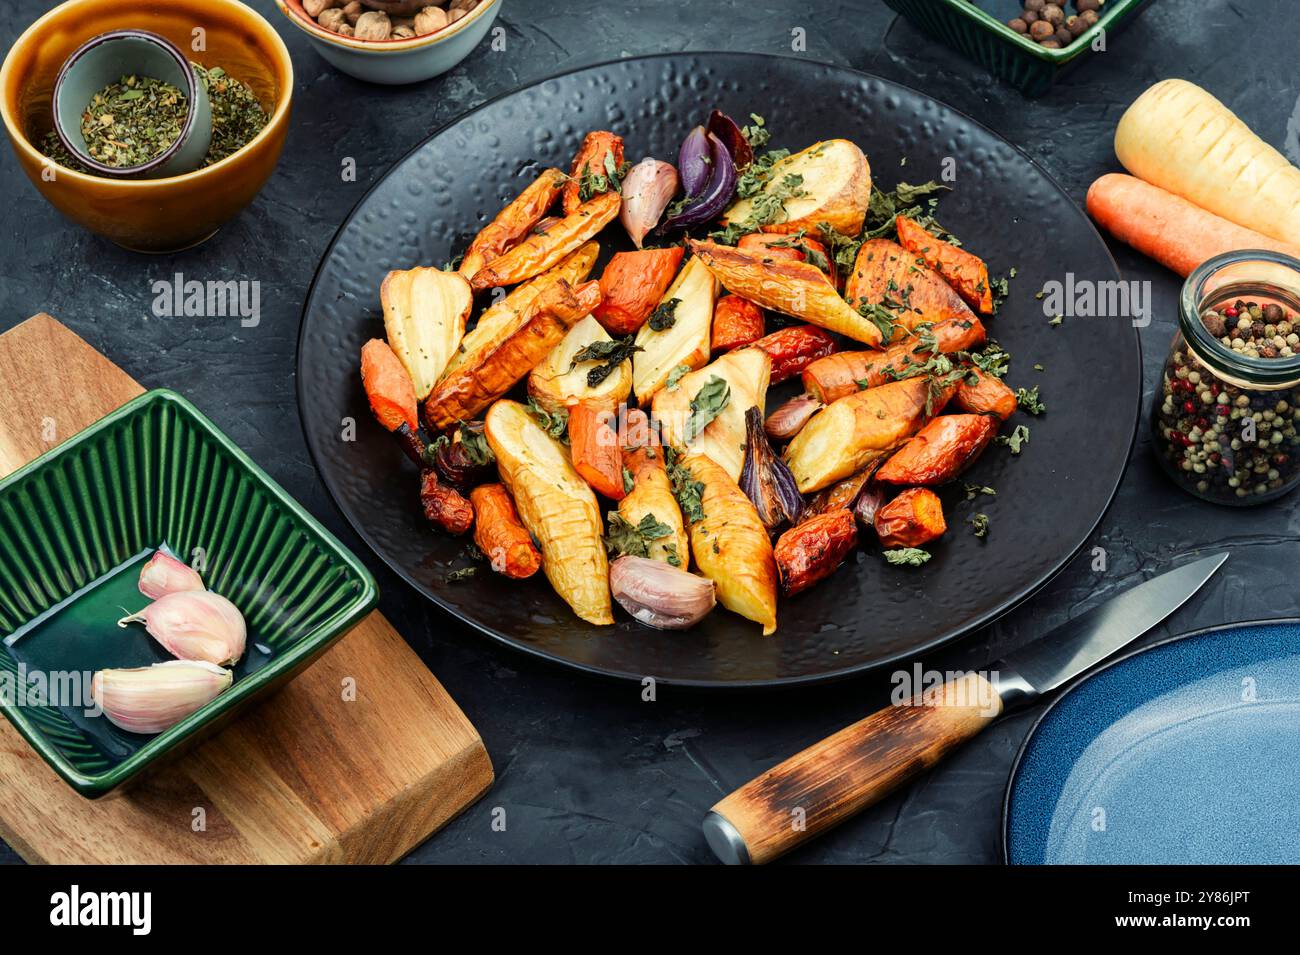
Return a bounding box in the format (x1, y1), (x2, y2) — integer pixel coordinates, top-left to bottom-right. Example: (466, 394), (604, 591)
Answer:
(703, 553), (1227, 865)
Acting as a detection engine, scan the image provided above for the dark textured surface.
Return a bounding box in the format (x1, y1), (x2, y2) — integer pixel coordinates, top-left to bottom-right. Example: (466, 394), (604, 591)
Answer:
(300, 53), (1139, 685)
(1, 0), (1295, 863)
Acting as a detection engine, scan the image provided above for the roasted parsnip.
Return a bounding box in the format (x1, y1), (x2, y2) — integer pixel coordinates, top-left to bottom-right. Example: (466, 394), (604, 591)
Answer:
(458, 168), (567, 280)
(380, 267), (473, 399)
(632, 255), (719, 400)
(721, 139), (871, 237)
(527, 314), (634, 416)
(619, 445), (689, 568)
(470, 192), (620, 292)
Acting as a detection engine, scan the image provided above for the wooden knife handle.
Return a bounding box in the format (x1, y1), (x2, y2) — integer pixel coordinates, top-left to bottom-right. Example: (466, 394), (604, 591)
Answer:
(705, 671), (1002, 865)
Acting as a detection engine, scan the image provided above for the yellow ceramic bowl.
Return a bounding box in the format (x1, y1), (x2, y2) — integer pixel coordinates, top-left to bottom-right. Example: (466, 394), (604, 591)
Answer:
(0, 0), (293, 252)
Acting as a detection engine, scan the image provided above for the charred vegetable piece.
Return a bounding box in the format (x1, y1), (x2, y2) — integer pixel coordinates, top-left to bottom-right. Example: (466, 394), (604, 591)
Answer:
(569, 401), (627, 501)
(751, 324), (839, 384)
(420, 469), (474, 535)
(721, 139), (871, 237)
(688, 240), (883, 347)
(711, 294), (766, 352)
(485, 399), (612, 625)
(804, 466), (873, 519)
(661, 132), (738, 232)
(774, 509), (857, 596)
(953, 367), (1018, 421)
(609, 555), (715, 630)
(470, 191), (621, 292)
(784, 376), (954, 493)
(801, 317), (987, 404)
(706, 109), (754, 170)
(852, 481), (885, 530)
(458, 168), (567, 280)
(737, 232), (837, 287)
(429, 421), (495, 488)
(681, 452), (778, 635)
(423, 279), (601, 430)
(876, 414), (998, 485)
(380, 267), (472, 400)
(874, 487), (946, 548)
(895, 214), (993, 314)
(764, 393), (823, 442)
(470, 484), (542, 579)
(739, 407), (803, 532)
(593, 246), (686, 336)
(564, 130), (626, 216)
(844, 238), (975, 342)
(619, 446), (689, 567)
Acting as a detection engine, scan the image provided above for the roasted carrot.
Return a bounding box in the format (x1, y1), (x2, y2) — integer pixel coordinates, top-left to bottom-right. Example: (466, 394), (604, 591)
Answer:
(953, 367), (1018, 421)
(774, 509), (857, 596)
(1086, 173), (1300, 278)
(592, 247), (685, 335)
(360, 339), (418, 433)
(750, 325), (838, 384)
(569, 401), (627, 500)
(470, 192), (620, 292)
(874, 488), (946, 548)
(563, 131), (625, 216)
(711, 294), (766, 352)
(737, 232), (838, 287)
(844, 238), (975, 340)
(470, 484), (542, 579)
(458, 168), (566, 280)
(801, 317), (986, 403)
(877, 414), (998, 485)
(895, 215), (993, 314)
(618, 408), (659, 450)
(420, 470), (474, 535)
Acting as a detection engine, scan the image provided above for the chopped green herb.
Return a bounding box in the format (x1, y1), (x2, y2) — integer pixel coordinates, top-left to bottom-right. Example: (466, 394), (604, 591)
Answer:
(623, 467), (635, 496)
(963, 483), (996, 500)
(1016, 385), (1046, 415)
(665, 447), (706, 523)
(1049, 314), (1064, 327)
(997, 424), (1030, 454)
(458, 423), (496, 466)
(447, 566), (477, 582)
(741, 113), (770, 149)
(666, 363), (691, 391)
(685, 376), (731, 441)
(648, 297), (681, 332)
(883, 547), (931, 567)
(604, 511), (674, 559)
(525, 397), (569, 442)
(570, 334), (642, 387)
(968, 513), (990, 538)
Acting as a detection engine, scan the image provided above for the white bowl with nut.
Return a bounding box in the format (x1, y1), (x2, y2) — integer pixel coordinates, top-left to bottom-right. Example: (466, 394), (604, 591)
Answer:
(276, 0), (501, 85)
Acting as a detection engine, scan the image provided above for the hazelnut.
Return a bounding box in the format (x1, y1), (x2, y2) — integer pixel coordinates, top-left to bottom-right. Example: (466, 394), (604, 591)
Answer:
(414, 5), (449, 33)
(354, 10), (392, 40)
(303, 0), (337, 18)
(336, 22), (354, 36)
(448, 7), (468, 21)
(1008, 17), (1028, 33)
(450, 0), (479, 10)
(1054, 25), (1072, 44)
(1040, 37), (1062, 48)
(1022, 9), (1039, 23)
(1042, 4), (1065, 25)
(1080, 9), (1100, 25)
(1029, 19), (1054, 40)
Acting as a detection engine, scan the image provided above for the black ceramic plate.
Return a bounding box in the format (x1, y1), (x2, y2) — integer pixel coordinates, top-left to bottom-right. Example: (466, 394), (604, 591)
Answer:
(296, 53), (1139, 687)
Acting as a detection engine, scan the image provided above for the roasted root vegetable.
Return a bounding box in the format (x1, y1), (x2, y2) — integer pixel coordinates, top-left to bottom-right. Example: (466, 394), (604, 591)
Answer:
(738, 407), (803, 531)
(652, 346), (772, 482)
(680, 452), (778, 635)
(689, 240), (884, 347)
(470, 191), (621, 292)
(442, 242), (598, 380)
(619, 446), (689, 567)
(1114, 79), (1300, 247)
(876, 414), (998, 485)
(360, 338), (425, 465)
(784, 377), (952, 493)
(774, 509), (857, 596)
(527, 314), (634, 416)
(804, 467), (873, 519)
(711, 294), (766, 352)
(632, 255), (719, 400)
(470, 484), (542, 579)
(485, 400), (612, 625)
(764, 393), (823, 442)
(380, 267), (472, 399)
(420, 469), (474, 535)
(751, 324), (838, 384)
(608, 555), (715, 630)
(874, 487), (946, 548)
(953, 367), (1018, 421)
(895, 214), (993, 314)
(563, 130), (625, 216)
(593, 247), (685, 335)
(844, 239), (975, 340)
(737, 232), (837, 287)
(569, 401), (627, 500)
(458, 168), (567, 280)
(429, 421), (496, 487)
(423, 279), (601, 431)
(721, 138), (871, 237)
(801, 317), (986, 404)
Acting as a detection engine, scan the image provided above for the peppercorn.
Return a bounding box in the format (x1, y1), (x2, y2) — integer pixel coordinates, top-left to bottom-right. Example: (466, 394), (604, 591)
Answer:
(1029, 19), (1054, 39)
(1264, 303), (1284, 323)
(1008, 16), (1029, 32)
(1042, 4), (1065, 25)
(1080, 9), (1099, 25)
(1202, 310), (1226, 337)
(1076, 0), (1100, 10)
(1025, 0), (1046, 10)
(1066, 14), (1087, 36)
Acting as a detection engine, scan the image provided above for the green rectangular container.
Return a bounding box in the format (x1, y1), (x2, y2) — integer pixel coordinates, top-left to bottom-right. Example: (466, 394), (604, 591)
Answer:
(0, 389), (378, 797)
(882, 0), (1156, 97)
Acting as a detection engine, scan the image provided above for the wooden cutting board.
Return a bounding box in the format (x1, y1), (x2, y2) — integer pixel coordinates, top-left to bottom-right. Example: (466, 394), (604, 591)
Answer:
(0, 314), (493, 864)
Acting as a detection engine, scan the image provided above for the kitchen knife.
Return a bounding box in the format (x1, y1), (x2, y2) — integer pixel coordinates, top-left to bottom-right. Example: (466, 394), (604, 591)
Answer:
(703, 553), (1228, 865)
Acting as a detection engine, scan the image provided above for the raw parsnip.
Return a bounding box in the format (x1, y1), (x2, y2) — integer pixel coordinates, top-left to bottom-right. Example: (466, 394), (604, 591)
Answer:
(1114, 79), (1300, 246)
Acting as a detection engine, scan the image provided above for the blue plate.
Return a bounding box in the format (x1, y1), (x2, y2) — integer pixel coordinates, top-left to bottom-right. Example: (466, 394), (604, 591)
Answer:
(1004, 620), (1300, 864)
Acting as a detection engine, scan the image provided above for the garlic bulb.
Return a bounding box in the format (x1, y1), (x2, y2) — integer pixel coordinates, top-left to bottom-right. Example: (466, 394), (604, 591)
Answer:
(92, 661), (232, 735)
(118, 590), (247, 666)
(609, 555), (716, 630)
(138, 550), (205, 600)
(619, 159), (679, 248)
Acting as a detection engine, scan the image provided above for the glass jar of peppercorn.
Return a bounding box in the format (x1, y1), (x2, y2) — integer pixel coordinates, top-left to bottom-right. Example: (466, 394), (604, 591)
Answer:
(1153, 250), (1300, 505)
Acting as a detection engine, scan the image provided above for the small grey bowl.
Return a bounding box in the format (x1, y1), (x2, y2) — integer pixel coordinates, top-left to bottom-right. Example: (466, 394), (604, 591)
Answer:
(53, 30), (211, 179)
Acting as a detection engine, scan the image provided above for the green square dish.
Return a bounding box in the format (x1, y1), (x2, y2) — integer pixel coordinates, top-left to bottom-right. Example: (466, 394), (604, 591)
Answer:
(0, 389), (378, 797)
(881, 0), (1157, 97)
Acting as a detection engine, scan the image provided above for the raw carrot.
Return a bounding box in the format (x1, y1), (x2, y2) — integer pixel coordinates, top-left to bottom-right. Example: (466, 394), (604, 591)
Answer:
(360, 339), (418, 433)
(569, 401), (627, 500)
(1086, 173), (1300, 277)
